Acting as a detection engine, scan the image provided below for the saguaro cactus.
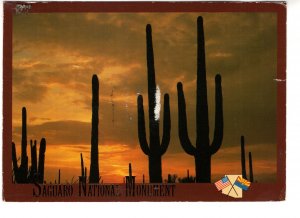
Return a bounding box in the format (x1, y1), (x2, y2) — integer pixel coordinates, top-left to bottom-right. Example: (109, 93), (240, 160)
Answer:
(177, 16), (223, 183)
(12, 108), (47, 184)
(28, 140), (38, 182)
(249, 152), (254, 182)
(58, 169), (61, 184)
(12, 107), (29, 183)
(79, 153), (87, 183)
(37, 138), (46, 184)
(137, 24), (171, 183)
(125, 163), (136, 196)
(20, 107), (28, 178)
(89, 75), (100, 183)
(129, 163), (132, 177)
(81, 153), (85, 178)
(12, 142), (22, 182)
(241, 136), (247, 179)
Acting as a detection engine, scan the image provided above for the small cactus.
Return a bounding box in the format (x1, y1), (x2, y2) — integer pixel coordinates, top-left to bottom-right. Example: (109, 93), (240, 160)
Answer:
(79, 153), (86, 183)
(249, 152), (254, 182)
(241, 136), (247, 179)
(58, 169), (61, 184)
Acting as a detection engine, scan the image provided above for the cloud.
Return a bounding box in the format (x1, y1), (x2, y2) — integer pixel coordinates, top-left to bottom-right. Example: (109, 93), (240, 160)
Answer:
(12, 118), (139, 147)
(12, 13), (278, 182)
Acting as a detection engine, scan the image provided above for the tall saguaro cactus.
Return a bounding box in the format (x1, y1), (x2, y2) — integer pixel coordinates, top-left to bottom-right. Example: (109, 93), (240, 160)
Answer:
(177, 16), (223, 183)
(137, 24), (171, 183)
(89, 75), (100, 183)
(241, 136), (247, 179)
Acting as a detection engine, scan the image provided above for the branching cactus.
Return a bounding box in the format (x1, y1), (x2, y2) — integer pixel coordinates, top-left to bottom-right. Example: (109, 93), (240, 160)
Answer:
(177, 16), (223, 183)
(89, 75), (100, 183)
(12, 107), (29, 183)
(12, 108), (47, 184)
(137, 24), (171, 183)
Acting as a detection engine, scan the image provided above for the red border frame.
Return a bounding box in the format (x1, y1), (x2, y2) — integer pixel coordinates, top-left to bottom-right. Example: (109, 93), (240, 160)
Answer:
(2, 1), (286, 201)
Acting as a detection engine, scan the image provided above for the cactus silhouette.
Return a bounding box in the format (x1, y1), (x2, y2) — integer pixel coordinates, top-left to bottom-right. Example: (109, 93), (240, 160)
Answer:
(28, 140), (38, 182)
(80, 153), (84, 178)
(37, 138), (46, 184)
(137, 24), (171, 183)
(12, 107), (29, 183)
(249, 152), (254, 182)
(20, 107), (28, 180)
(177, 16), (223, 183)
(167, 174), (178, 183)
(89, 75), (100, 183)
(177, 169), (195, 183)
(125, 163), (135, 196)
(12, 108), (47, 184)
(12, 142), (22, 183)
(58, 169), (61, 184)
(241, 136), (247, 179)
(80, 153), (87, 183)
(129, 163), (132, 177)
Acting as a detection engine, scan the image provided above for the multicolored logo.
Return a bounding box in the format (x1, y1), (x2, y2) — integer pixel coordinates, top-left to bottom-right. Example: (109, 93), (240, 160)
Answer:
(214, 175), (251, 198)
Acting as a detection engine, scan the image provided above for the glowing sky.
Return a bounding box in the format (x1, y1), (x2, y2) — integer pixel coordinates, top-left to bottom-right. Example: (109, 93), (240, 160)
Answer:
(12, 13), (277, 183)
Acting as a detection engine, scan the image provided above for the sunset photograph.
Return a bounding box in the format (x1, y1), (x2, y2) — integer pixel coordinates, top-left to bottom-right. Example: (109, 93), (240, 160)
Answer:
(11, 12), (278, 185)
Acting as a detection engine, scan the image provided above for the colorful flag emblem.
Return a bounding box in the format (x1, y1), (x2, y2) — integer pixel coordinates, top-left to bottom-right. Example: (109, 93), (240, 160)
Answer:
(234, 176), (251, 190)
(214, 176), (231, 191)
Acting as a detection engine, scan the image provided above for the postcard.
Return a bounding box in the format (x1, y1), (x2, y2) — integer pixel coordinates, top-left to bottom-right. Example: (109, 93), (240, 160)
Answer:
(2, 1), (286, 201)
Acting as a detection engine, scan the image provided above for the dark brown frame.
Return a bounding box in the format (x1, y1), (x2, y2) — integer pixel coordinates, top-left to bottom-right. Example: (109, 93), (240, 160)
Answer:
(2, 1), (286, 201)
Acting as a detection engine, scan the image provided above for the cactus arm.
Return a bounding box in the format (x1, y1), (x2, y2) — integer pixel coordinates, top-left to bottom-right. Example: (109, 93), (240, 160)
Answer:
(80, 153), (84, 177)
(12, 142), (19, 172)
(30, 140), (38, 175)
(160, 94), (171, 155)
(210, 74), (223, 155)
(38, 138), (46, 184)
(177, 82), (197, 155)
(137, 95), (150, 155)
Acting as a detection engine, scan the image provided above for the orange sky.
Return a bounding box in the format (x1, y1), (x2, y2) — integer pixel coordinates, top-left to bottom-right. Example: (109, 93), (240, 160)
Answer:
(12, 13), (278, 183)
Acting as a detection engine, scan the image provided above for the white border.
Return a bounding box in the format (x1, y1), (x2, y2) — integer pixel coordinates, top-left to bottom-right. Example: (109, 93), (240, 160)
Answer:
(1, 0), (299, 217)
